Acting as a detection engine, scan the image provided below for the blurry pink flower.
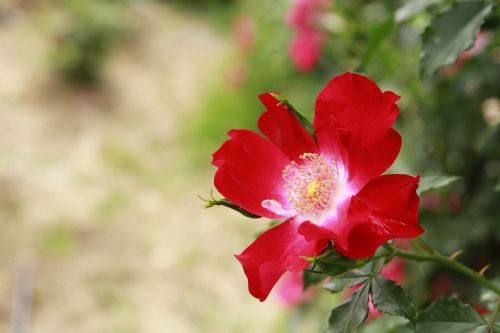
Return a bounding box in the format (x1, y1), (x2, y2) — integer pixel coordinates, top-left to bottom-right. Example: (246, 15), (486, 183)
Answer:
(275, 271), (315, 308)
(226, 65), (247, 89)
(286, 0), (330, 72)
(421, 193), (440, 212)
(287, 0), (329, 30)
(233, 16), (255, 54)
(380, 257), (405, 283)
(289, 30), (324, 72)
(394, 239), (412, 251)
(226, 16), (255, 89)
(441, 32), (489, 75)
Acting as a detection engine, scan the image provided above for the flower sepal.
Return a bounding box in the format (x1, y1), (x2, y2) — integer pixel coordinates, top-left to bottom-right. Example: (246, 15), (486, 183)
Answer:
(305, 245), (369, 277)
(200, 194), (261, 219)
(268, 92), (315, 139)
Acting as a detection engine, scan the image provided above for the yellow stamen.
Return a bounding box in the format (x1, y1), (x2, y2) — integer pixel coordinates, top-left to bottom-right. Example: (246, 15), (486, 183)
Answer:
(306, 181), (320, 198)
(282, 153), (338, 216)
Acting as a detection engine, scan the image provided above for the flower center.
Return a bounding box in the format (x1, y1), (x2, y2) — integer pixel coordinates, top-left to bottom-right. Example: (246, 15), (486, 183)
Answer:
(283, 153), (338, 216)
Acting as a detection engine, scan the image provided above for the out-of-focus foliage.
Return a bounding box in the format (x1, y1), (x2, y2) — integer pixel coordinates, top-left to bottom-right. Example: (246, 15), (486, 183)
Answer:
(163, 0), (236, 7)
(1, 0), (498, 331)
(420, 0), (493, 76)
(51, 0), (130, 84)
(188, 0), (500, 331)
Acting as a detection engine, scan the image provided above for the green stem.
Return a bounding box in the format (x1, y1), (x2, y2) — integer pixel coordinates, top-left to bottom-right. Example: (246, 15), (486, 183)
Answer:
(384, 244), (500, 295)
(304, 269), (327, 275)
(487, 299), (500, 330)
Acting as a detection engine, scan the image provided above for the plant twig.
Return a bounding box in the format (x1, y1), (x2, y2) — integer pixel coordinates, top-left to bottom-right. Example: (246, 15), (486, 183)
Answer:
(384, 243), (500, 295)
(486, 298), (500, 331)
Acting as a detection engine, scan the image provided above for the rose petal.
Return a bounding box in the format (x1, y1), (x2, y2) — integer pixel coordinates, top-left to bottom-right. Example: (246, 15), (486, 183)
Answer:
(258, 93), (318, 161)
(236, 219), (327, 301)
(339, 127), (401, 190)
(337, 174), (423, 258)
(316, 117), (401, 191)
(315, 72), (400, 144)
(212, 129), (291, 218)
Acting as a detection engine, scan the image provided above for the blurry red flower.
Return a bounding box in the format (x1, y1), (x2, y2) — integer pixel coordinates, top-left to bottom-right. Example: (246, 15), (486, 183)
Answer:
(430, 274), (454, 300)
(473, 305), (490, 315)
(275, 272), (315, 308)
(286, 0), (329, 72)
(448, 193), (464, 214)
(212, 72), (423, 301)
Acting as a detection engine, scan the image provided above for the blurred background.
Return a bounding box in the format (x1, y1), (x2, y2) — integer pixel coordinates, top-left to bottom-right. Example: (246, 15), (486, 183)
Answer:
(0, 0), (499, 332)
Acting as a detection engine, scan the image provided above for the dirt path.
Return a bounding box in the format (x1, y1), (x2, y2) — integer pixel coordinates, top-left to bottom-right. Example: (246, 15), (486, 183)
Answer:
(0, 3), (281, 333)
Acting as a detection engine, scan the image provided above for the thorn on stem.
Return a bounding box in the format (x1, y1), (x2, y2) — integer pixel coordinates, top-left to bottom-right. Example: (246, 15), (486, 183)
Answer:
(449, 249), (463, 260)
(479, 264), (491, 276)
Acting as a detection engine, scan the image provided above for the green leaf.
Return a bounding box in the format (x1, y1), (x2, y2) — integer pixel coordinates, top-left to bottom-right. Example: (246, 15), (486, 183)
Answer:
(270, 93), (315, 140)
(470, 325), (500, 333)
(371, 276), (416, 329)
(417, 175), (460, 194)
(303, 268), (329, 290)
(313, 247), (366, 277)
(387, 324), (414, 333)
(491, 324), (500, 333)
(327, 281), (370, 333)
(201, 196), (261, 219)
(416, 297), (486, 333)
(357, 316), (411, 333)
(322, 261), (376, 293)
(395, 0), (441, 23)
(360, 15), (395, 69)
(420, 0), (493, 76)
(323, 274), (368, 293)
(495, 178), (500, 191)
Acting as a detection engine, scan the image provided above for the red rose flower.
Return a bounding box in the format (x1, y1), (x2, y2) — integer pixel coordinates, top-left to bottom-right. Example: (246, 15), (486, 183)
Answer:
(212, 72), (423, 301)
